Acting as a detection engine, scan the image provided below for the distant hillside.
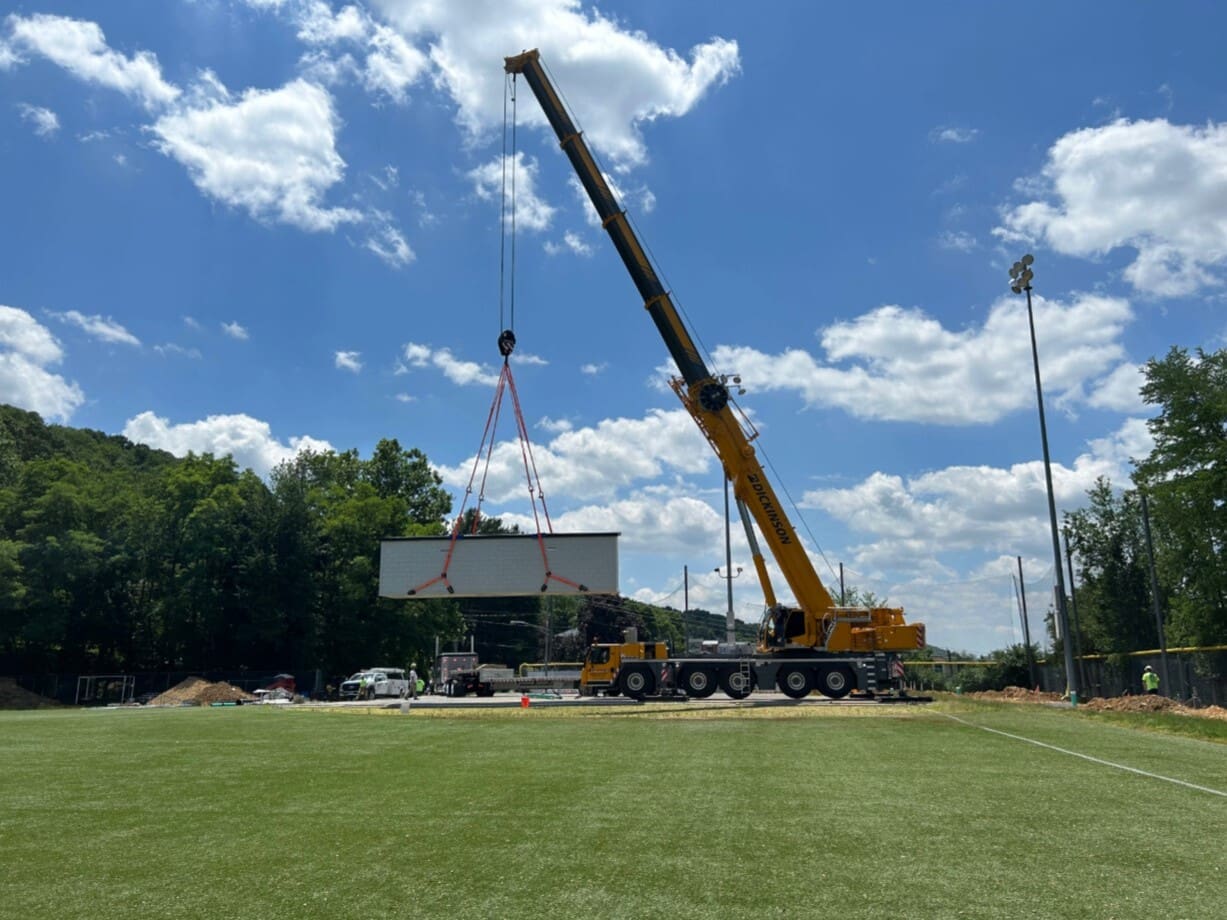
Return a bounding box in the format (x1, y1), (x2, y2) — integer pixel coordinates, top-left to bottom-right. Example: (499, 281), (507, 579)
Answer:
(0, 404), (177, 479)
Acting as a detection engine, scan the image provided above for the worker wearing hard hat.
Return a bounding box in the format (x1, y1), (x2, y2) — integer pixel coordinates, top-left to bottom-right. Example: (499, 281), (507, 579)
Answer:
(1142, 665), (1160, 695)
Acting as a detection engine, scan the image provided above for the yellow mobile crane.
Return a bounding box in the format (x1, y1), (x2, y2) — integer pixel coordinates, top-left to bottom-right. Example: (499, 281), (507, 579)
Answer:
(505, 50), (924, 700)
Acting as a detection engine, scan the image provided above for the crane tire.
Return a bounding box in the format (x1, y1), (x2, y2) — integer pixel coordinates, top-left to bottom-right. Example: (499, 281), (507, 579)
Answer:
(817, 666), (854, 700)
(777, 666), (813, 699)
(719, 668), (753, 700)
(619, 666), (655, 700)
(681, 667), (717, 699)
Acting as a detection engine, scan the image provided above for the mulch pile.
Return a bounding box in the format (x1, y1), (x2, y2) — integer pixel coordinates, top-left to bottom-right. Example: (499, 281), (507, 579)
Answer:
(146, 676), (255, 706)
(0, 678), (61, 710)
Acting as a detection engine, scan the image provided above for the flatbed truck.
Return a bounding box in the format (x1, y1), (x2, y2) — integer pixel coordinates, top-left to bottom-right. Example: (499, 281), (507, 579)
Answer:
(437, 652), (580, 697)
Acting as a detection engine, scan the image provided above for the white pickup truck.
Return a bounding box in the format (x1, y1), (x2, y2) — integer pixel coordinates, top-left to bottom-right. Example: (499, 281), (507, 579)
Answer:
(338, 668), (410, 700)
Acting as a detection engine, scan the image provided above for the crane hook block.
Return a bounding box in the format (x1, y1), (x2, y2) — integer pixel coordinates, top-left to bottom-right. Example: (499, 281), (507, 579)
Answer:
(498, 329), (517, 357)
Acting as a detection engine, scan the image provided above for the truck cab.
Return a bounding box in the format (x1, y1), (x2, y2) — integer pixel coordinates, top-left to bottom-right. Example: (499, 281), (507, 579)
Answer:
(580, 638), (669, 696)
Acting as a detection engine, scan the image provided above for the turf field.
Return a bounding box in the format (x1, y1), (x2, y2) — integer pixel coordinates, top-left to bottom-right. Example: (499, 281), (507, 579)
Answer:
(1, 699), (1223, 919)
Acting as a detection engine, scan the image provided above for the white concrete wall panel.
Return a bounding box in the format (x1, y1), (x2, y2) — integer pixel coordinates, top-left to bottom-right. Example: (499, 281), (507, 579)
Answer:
(379, 533), (620, 598)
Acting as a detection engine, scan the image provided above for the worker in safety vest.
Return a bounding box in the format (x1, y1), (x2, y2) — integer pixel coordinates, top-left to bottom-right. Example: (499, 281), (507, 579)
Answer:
(1142, 665), (1160, 695)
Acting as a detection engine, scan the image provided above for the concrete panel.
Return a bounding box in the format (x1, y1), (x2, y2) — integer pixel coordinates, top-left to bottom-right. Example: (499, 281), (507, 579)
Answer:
(380, 533), (619, 598)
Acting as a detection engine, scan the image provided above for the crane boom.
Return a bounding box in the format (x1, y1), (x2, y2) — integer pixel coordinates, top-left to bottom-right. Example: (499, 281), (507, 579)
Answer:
(505, 49), (923, 654)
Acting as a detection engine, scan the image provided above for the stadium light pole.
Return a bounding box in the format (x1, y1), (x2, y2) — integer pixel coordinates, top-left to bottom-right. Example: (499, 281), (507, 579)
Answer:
(1010, 255), (1079, 705)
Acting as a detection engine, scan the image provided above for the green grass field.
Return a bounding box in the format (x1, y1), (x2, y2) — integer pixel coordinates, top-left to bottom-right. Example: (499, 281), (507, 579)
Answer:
(1, 700), (1224, 920)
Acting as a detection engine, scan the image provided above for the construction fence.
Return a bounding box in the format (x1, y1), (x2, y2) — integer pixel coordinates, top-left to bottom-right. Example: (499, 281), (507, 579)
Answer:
(915, 646), (1227, 706)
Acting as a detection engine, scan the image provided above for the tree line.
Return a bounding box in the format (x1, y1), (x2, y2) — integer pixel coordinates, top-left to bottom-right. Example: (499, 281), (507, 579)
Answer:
(908, 346), (1227, 692)
(0, 404), (739, 681)
(1063, 347), (1226, 659)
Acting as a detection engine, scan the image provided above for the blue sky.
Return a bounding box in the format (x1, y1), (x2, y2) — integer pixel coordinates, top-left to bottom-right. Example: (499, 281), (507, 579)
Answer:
(3, 1), (1225, 653)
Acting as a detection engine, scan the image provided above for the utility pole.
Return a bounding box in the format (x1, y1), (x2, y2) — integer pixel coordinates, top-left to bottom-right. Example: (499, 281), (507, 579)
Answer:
(1139, 491), (1174, 697)
(723, 473), (735, 644)
(683, 565), (690, 652)
(1015, 557), (1038, 688)
(1063, 528), (1089, 695)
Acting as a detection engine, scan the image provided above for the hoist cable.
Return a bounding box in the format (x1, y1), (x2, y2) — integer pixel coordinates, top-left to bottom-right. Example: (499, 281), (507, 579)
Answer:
(423, 68), (582, 595)
(498, 74), (509, 335)
(509, 75), (518, 333)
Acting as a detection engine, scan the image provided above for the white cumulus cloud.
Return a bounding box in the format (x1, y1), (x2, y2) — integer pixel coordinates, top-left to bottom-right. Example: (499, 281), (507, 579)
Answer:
(151, 78), (362, 233)
(368, 0), (740, 168)
(0, 39), (19, 70)
(50, 310), (140, 346)
(122, 411), (333, 479)
(545, 230), (593, 257)
(7, 13), (180, 110)
(700, 292), (1133, 425)
(930, 126), (978, 144)
(0, 305), (85, 421)
(997, 118), (1227, 297)
(802, 418), (1153, 575)
(434, 407), (711, 504)
(469, 153), (555, 232)
(17, 103), (59, 137)
(335, 350), (362, 372)
(363, 212), (415, 267)
(1086, 362), (1147, 413)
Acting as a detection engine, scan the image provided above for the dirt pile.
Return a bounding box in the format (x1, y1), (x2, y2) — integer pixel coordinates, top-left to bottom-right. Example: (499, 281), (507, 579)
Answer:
(1081, 695), (1227, 721)
(147, 676), (255, 706)
(968, 686), (1227, 721)
(969, 686), (1064, 703)
(0, 678), (60, 710)
(1081, 694), (1180, 714)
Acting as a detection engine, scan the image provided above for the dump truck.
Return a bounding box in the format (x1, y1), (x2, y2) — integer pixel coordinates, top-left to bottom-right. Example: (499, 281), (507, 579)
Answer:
(505, 50), (925, 700)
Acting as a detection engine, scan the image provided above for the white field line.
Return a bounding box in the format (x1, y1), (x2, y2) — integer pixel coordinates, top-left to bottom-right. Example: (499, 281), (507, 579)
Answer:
(940, 712), (1227, 799)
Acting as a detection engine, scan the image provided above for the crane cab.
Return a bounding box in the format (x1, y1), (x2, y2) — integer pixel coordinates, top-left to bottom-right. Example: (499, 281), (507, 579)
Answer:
(580, 637), (669, 696)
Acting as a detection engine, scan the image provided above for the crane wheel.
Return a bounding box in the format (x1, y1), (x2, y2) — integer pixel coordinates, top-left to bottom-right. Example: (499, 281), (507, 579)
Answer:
(777, 667), (813, 699)
(681, 667), (717, 699)
(619, 666), (655, 700)
(719, 668), (753, 700)
(817, 666), (854, 700)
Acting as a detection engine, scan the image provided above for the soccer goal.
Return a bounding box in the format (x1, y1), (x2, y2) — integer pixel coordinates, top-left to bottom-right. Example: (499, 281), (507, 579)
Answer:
(75, 675), (136, 705)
